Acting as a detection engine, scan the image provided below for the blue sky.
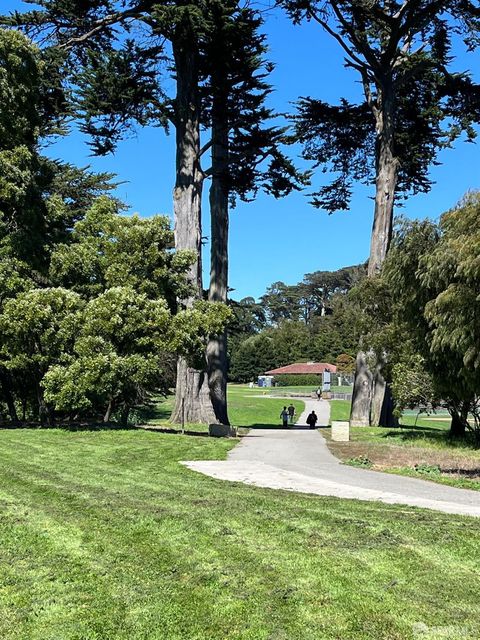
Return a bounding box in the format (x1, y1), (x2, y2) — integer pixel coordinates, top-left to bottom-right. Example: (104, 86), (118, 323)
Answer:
(5, 1), (480, 299)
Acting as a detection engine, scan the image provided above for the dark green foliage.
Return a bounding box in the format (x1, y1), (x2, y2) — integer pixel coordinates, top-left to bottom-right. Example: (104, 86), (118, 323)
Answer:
(201, 1), (308, 203)
(274, 374), (322, 387)
(259, 264), (366, 325)
(0, 28), (115, 270)
(229, 334), (276, 382)
(352, 195), (480, 438)
(76, 41), (168, 155)
(283, 1), (480, 212)
(294, 98), (374, 211)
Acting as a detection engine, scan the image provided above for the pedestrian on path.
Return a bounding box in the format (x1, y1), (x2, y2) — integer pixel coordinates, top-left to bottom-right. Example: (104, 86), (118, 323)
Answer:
(316, 387), (321, 400)
(280, 406), (289, 427)
(287, 403), (296, 424)
(306, 410), (318, 430)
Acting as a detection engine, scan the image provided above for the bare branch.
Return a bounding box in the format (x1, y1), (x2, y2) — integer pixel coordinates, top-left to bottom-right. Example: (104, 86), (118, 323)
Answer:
(200, 140), (212, 157)
(58, 8), (141, 50)
(307, 7), (368, 72)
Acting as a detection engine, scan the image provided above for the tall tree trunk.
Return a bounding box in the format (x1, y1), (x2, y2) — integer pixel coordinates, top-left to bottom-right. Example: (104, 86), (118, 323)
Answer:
(370, 358), (386, 427)
(206, 76), (230, 425)
(37, 382), (48, 427)
(121, 403), (130, 427)
(170, 22), (217, 425)
(103, 397), (114, 423)
(449, 400), (469, 438)
(352, 84), (399, 426)
(370, 354), (397, 427)
(350, 351), (373, 427)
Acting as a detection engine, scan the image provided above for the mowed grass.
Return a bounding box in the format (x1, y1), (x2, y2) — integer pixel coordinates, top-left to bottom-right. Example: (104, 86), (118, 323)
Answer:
(0, 429), (480, 639)
(328, 400), (480, 491)
(139, 386), (305, 430)
(227, 385), (305, 428)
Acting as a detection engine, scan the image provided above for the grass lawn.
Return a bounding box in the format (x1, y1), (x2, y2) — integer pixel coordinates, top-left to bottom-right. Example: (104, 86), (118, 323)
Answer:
(0, 428), (479, 639)
(327, 400), (480, 491)
(138, 386), (305, 431)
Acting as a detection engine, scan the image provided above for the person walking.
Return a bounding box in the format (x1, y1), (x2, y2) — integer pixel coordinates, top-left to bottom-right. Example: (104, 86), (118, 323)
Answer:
(316, 387), (321, 400)
(280, 406), (289, 427)
(306, 410), (318, 430)
(287, 403), (296, 425)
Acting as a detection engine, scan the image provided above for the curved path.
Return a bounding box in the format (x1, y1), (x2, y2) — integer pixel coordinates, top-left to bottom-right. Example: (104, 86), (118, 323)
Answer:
(182, 399), (480, 517)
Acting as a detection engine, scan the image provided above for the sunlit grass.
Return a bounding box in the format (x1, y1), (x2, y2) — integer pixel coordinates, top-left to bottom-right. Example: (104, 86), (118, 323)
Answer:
(0, 428), (479, 639)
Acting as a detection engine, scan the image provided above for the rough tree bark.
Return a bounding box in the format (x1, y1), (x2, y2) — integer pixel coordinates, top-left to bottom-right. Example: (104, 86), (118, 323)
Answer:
(369, 354), (397, 427)
(170, 22), (217, 425)
(351, 84), (399, 427)
(350, 351), (373, 427)
(367, 94), (399, 277)
(206, 71), (230, 425)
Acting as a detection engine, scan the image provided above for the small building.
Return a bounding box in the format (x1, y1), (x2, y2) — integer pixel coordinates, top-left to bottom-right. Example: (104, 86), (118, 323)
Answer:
(265, 362), (337, 376)
(257, 375), (274, 388)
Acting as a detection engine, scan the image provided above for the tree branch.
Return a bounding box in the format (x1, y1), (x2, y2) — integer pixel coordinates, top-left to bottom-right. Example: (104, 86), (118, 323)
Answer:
(328, 1), (383, 74)
(58, 7), (142, 50)
(200, 140), (212, 157)
(307, 7), (368, 72)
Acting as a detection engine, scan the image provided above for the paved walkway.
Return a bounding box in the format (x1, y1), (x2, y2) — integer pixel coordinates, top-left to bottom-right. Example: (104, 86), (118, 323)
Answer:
(182, 400), (480, 517)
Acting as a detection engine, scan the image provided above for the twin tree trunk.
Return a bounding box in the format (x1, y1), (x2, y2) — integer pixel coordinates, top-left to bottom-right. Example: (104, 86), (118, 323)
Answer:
(351, 87), (399, 427)
(170, 28), (218, 425)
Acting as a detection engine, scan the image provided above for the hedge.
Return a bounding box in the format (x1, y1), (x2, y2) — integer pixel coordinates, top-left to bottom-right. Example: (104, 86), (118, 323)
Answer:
(274, 374), (323, 387)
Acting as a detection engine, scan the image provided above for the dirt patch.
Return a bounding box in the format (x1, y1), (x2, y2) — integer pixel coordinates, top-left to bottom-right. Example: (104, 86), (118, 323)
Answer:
(326, 440), (480, 481)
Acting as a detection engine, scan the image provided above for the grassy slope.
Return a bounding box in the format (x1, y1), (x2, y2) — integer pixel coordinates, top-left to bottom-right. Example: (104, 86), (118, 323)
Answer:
(0, 429), (479, 639)
(328, 400), (480, 491)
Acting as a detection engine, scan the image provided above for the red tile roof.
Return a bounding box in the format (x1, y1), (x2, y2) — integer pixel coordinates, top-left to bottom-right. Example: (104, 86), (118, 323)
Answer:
(265, 362), (337, 375)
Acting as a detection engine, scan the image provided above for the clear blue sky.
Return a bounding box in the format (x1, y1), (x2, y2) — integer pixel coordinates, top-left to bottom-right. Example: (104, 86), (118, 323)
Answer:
(5, 1), (480, 299)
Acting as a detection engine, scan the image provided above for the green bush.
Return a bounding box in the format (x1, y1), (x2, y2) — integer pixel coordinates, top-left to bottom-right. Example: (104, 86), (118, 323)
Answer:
(274, 374), (322, 387)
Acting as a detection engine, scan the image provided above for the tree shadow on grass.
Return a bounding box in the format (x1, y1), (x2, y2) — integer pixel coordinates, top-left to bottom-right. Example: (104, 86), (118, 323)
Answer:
(0, 421), (138, 432)
(243, 424), (293, 430)
(441, 468), (480, 478)
(138, 426), (209, 437)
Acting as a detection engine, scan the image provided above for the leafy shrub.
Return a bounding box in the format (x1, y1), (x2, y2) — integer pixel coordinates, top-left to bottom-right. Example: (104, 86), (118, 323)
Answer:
(413, 463), (441, 475)
(346, 455), (372, 468)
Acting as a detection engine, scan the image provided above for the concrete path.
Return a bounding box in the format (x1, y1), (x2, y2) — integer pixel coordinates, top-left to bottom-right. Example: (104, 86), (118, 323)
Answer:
(182, 400), (480, 517)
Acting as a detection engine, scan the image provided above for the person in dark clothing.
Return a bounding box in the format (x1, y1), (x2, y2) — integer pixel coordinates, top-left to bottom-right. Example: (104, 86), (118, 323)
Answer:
(287, 403), (296, 424)
(306, 410), (318, 430)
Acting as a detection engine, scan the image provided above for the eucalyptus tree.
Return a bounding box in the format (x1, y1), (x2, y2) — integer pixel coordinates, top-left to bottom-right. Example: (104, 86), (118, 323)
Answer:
(281, 0), (480, 425)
